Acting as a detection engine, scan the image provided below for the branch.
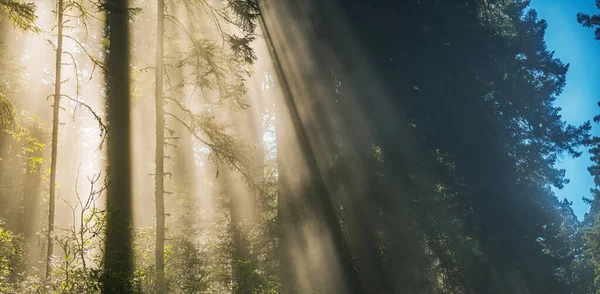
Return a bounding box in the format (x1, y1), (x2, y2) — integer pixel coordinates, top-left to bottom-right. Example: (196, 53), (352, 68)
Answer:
(63, 34), (106, 75)
(164, 111), (265, 196)
(62, 51), (82, 118)
(60, 94), (107, 149)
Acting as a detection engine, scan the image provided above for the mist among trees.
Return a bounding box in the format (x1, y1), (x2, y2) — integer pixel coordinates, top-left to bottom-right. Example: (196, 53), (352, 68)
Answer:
(2, 0), (600, 293)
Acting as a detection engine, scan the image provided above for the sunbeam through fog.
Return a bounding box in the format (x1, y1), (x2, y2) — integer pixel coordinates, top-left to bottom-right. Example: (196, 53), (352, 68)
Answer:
(1, 0), (600, 293)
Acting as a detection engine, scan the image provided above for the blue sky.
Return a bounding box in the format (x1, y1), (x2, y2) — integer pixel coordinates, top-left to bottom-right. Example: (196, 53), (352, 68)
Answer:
(530, 0), (600, 219)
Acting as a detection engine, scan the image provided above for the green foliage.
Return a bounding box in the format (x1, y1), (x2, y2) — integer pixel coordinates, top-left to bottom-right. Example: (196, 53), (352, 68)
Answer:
(226, 0), (259, 33)
(227, 34), (257, 65)
(174, 36), (251, 109)
(170, 0), (259, 110)
(0, 93), (16, 131)
(584, 105), (600, 292)
(131, 226), (213, 293)
(0, 44), (31, 132)
(167, 236), (211, 293)
(225, 0), (258, 65)
(165, 98), (255, 188)
(0, 219), (25, 293)
(578, 1), (600, 40)
(582, 3), (600, 292)
(3, 116), (49, 173)
(0, 0), (37, 31)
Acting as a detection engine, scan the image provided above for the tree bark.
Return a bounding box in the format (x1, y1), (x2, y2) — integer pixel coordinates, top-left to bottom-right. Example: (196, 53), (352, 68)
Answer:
(102, 0), (134, 292)
(46, 0), (63, 279)
(154, 0), (166, 291)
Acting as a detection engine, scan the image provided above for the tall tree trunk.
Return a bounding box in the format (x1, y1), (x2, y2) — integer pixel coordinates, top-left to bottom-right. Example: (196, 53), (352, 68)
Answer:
(46, 0), (63, 279)
(154, 0), (166, 291)
(102, 0), (133, 292)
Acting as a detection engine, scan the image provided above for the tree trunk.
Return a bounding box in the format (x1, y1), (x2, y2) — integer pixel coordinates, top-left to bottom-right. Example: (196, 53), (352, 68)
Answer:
(102, 0), (134, 292)
(46, 0), (63, 279)
(154, 0), (166, 291)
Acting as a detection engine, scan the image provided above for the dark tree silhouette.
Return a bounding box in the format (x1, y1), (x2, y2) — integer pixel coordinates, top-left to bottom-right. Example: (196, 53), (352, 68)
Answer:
(102, 0), (134, 292)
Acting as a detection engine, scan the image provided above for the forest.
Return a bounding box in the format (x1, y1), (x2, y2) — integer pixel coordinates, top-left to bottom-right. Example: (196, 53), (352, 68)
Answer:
(2, 0), (600, 293)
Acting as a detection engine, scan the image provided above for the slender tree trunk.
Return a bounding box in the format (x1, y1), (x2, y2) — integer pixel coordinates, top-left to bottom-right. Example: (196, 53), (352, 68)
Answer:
(154, 0), (166, 291)
(102, 0), (133, 291)
(46, 0), (63, 279)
